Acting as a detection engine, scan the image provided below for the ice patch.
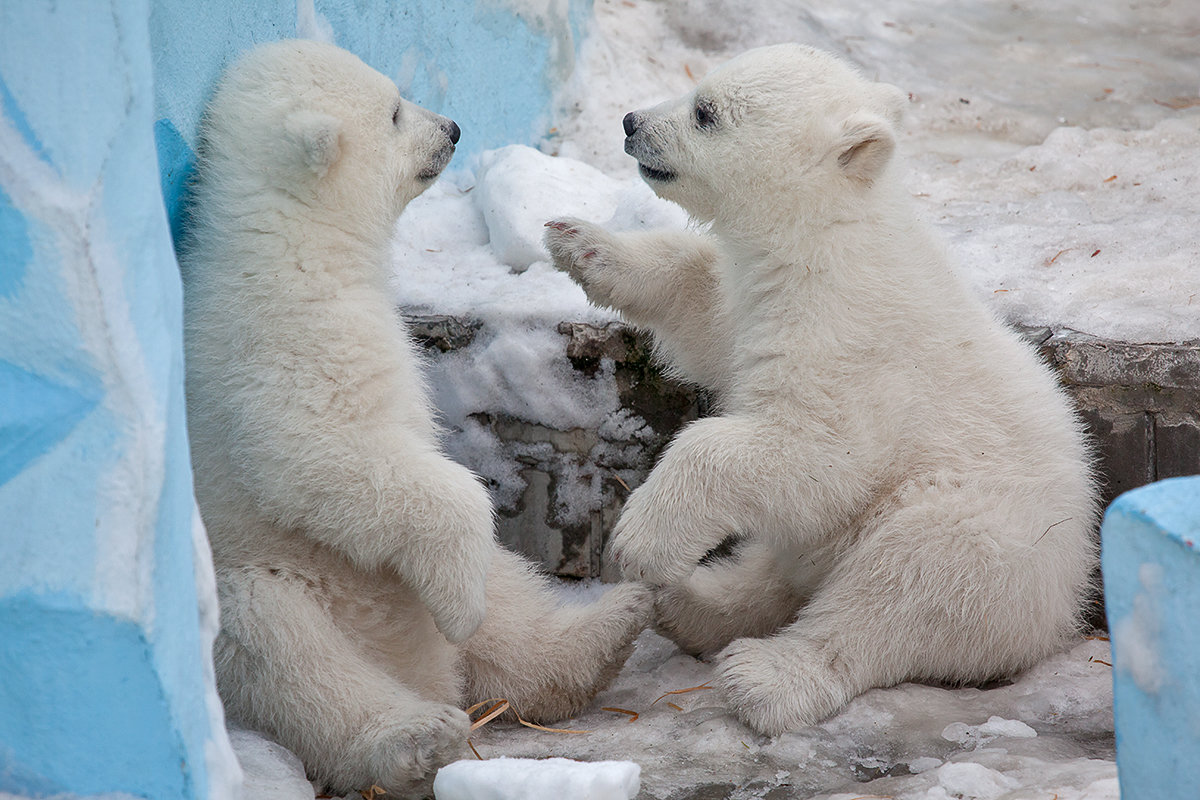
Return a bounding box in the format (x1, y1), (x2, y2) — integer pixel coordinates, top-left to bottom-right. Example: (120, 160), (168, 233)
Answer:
(432, 757), (640, 800)
(909, 756), (943, 774)
(943, 716), (1037, 749)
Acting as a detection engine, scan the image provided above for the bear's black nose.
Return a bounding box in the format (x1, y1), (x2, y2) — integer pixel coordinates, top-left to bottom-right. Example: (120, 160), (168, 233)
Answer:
(446, 120), (461, 145)
(623, 112), (639, 137)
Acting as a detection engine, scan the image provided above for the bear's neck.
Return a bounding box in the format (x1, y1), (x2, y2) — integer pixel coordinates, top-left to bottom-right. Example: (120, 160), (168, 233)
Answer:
(714, 196), (946, 402)
(188, 181), (395, 290)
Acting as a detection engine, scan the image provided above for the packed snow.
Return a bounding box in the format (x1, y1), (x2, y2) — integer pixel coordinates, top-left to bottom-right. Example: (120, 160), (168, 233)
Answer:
(442, 581), (1119, 800)
(245, 0), (1199, 798)
(233, 612), (1117, 800)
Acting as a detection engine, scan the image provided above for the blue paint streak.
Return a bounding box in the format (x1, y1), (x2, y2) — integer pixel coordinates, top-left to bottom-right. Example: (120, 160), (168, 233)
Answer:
(0, 76), (51, 167)
(0, 185), (32, 299)
(155, 118), (195, 248)
(0, 592), (187, 798)
(0, 362), (99, 486)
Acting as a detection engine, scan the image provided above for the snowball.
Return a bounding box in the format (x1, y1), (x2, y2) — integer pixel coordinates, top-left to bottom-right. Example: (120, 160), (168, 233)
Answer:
(432, 757), (640, 800)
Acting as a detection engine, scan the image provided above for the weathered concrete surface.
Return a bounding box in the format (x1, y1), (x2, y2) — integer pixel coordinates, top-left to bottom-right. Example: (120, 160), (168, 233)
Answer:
(410, 315), (1200, 583)
(1029, 328), (1200, 507)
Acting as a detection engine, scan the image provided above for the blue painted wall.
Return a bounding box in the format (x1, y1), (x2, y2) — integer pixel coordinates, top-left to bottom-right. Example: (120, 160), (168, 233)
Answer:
(0, 2), (588, 797)
(0, 2), (233, 797)
(151, 0), (590, 243)
(1103, 476), (1200, 799)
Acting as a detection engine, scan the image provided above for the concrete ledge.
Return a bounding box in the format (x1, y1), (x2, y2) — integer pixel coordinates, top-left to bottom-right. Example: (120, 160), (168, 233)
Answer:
(1101, 476), (1200, 799)
(1030, 328), (1200, 506)
(411, 315), (1200, 581)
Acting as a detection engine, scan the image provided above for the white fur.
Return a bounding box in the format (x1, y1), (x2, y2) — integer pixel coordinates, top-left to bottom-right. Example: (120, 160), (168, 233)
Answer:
(545, 44), (1097, 736)
(182, 40), (649, 795)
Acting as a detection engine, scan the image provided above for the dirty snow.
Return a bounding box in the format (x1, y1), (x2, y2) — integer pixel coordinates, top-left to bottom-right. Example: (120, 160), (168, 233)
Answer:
(452, 606), (1118, 800)
(232, 621), (1117, 800)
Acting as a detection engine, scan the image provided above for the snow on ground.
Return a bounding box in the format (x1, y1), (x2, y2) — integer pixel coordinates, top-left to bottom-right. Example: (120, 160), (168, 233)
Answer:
(397, 0), (1200, 346)
(391, 1), (1200, 797)
(450, 583), (1118, 800)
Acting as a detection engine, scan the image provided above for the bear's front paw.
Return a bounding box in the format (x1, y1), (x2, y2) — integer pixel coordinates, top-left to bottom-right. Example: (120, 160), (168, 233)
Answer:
(714, 637), (852, 736)
(406, 462), (495, 643)
(607, 507), (698, 586)
(424, 522), (491, 643)
(428, 578), (489, 645)
(543, 218), (622, 308)
(362, 702), (469, 793)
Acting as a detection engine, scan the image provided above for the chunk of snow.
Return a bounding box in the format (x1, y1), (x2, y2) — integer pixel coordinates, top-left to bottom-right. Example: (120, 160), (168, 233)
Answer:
(432, 757), (640, 800)
(475, 146), (624, 272)
(228, 727), (316, 800)
(977, 716), (1038, 739)
(934, 761), (1019, 799)
(943, 716), (1037, 749)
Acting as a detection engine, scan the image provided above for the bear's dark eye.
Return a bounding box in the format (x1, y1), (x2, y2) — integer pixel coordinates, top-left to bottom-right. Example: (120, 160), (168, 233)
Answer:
(392, 102), (401, 126)
(694, 99), (718, 130)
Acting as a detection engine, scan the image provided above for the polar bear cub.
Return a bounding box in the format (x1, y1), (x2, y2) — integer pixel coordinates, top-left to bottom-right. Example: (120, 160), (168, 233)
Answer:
(545, 44), (1097, 735)
(182, 40), (648, 795)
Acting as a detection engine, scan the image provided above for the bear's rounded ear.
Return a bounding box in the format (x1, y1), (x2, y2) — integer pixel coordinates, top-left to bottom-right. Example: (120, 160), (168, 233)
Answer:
(284, 109), (343, 177)
(876, 83), (908, 126)
(833, 112), (895, 186)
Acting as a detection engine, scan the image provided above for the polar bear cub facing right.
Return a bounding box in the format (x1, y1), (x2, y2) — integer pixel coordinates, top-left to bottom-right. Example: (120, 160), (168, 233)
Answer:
(546, 44), (1098, 735)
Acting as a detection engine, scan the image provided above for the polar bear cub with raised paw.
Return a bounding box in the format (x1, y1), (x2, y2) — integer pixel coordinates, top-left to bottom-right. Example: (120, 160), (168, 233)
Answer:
(182, 40), (649, 796)
(545, 44), (1097, 736)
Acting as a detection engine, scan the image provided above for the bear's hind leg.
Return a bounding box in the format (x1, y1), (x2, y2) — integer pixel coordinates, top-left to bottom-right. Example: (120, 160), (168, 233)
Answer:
(713, 478), (1089, 735)
(655, 539), (804, 656)
(713, 564), (913, 736)
(459, 549), (652, 723)
(215, 567), (467, 796)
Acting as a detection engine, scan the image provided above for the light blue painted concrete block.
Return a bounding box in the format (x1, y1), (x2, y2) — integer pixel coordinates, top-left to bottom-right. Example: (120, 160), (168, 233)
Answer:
(1102, 476), (1200, 799)
(0, 2), (235, 797)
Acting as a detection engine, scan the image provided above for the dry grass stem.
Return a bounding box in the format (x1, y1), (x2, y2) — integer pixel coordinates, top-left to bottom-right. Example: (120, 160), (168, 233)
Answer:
(601, 706), (640, 723)
(467, 699), (511, 731)
(517, 718), (591, 734)
(467, 697), (591, 735)
(651, 683), (714, 706)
